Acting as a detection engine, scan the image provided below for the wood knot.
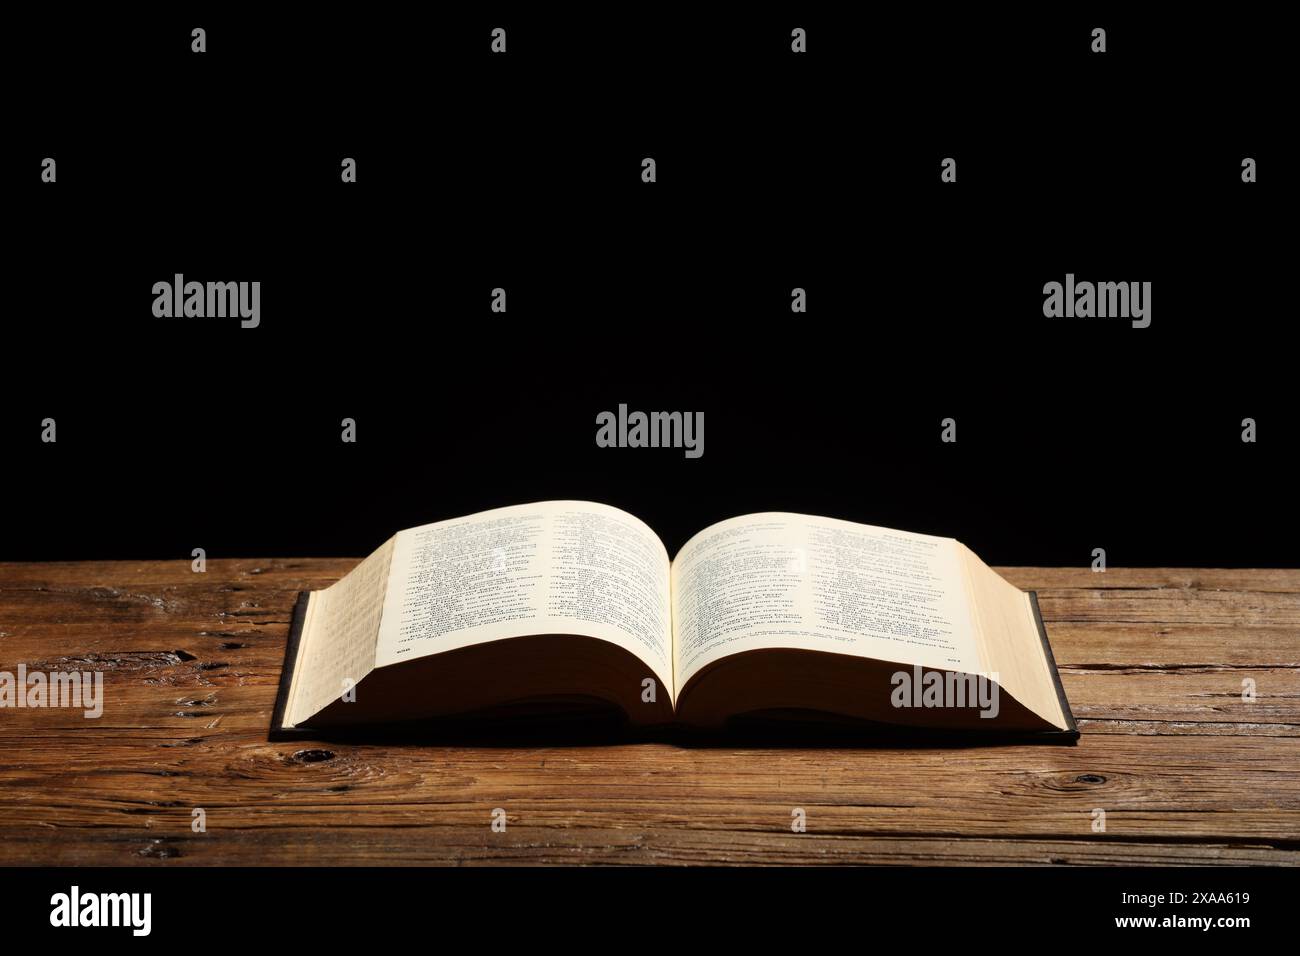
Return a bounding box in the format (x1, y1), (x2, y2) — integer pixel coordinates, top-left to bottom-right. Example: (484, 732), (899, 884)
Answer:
(137, 839), (181, 859)
(291, 749), (336, 764)
(1075, 773), (1106, 785)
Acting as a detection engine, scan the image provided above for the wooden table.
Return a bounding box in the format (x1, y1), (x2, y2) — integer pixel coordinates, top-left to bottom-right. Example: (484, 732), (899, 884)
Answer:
(0, 561), (1296, 865)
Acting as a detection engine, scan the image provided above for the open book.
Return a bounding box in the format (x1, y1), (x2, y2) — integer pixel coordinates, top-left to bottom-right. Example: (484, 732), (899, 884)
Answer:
(272, 502), (1077, 739)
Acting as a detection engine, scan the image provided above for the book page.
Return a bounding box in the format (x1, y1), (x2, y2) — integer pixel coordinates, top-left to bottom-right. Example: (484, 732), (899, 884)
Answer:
(373, 501), (673, 695)
(672, 513), (983, 688)
(284, 536), (395, 727)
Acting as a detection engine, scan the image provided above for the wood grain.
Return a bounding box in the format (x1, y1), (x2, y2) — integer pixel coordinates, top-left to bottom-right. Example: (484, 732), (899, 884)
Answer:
(0, 559), (1296, 865)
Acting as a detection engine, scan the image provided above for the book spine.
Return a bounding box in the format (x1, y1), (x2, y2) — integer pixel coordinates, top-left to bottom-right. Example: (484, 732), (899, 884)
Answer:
(268, 590), (312, 738)
(1029, 590), (1080, 738)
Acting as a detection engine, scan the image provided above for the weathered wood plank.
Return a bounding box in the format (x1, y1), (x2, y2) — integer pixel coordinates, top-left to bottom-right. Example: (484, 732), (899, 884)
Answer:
(3, 821), (1293, 866)
(999, 567), (1300, 592)
(2, 734), (1296, 837)
(0, 830), (1293, 867)
(1037, 590), (1300, 626)
(1045, 622), (1300, 668)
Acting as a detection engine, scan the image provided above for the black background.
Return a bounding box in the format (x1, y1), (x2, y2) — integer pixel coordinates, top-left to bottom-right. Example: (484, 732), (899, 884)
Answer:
(4, 5), (1290, 566)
